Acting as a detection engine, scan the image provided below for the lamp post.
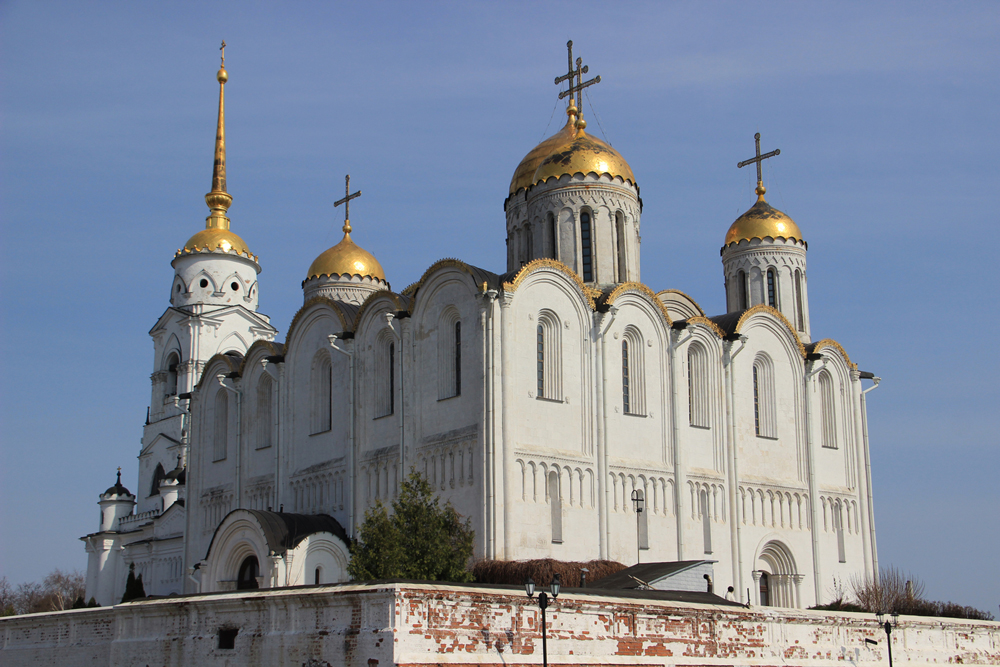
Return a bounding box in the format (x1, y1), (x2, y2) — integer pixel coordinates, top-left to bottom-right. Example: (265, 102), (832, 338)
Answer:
(525, 574), (560, 667)
(631, 489), (644, 563)
(875, 610), (900, 667)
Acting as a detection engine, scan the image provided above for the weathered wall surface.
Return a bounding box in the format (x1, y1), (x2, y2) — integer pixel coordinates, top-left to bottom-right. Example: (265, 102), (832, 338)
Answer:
(2, 583), (997, 666)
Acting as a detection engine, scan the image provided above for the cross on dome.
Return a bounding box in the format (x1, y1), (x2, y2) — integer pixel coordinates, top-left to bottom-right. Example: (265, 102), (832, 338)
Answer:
(554, 40), (600, 127)
(738, 132), (781, 197)
(334, 174), (362, 235)
(220, 40), (226, 67)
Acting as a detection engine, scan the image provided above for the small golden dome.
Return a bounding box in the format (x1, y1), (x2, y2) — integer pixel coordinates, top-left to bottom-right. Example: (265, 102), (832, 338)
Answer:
(306, 232), (385, 282)
(179, 228), (254, 258)
(725, 189), (803, 247)
(532, 125), (635, 189)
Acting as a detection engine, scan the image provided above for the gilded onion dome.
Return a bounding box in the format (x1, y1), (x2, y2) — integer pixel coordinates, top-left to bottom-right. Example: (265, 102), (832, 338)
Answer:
(724, 185), (803, 247)
(306, 228), (385, 282)
(509, 105), (636, 195)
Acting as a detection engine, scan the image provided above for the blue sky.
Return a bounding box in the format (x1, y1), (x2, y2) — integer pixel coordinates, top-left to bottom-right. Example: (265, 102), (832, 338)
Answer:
(1, 2), (997, 612)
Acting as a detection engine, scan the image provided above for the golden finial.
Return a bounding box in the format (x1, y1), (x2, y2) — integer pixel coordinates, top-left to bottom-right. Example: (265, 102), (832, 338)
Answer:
(205, 41), (233, 230)
(737, 132), (781, 202)
(334, 174), (362, 236)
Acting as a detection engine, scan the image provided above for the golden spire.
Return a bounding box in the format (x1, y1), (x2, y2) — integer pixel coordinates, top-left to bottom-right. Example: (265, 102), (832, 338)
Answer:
(205, 40), (232, 231)
(737, 132), (781, 202)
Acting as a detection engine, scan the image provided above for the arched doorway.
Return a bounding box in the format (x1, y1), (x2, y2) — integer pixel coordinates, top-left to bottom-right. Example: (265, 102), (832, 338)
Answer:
(237, 555), (259, 590)
(755, 540), (802, 607)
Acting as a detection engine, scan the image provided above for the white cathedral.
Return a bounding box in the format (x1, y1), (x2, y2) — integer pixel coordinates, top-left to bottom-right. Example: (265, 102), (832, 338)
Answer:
(81, 45), (882, 611)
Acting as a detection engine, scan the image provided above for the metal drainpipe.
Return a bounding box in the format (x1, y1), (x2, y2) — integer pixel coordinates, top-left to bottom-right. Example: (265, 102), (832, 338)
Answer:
(598, 306), (619, 560)
(328, 335), (355, 536)
(669, 325), (693, 560)
(261, 359), (283, 513)
(861, 376), (882, 579)
(217, 374), (242, 508)
(804, 358), (826, 605)
(850, 370), (872, 578)
(724, 335), (748, 602)
(484, 289), (498, 558)
(499, 295), (513, 558)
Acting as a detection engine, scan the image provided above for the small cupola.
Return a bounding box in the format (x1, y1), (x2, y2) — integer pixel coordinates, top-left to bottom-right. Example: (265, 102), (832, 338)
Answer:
(722, 133), (811, 342)
(98, 468), (135, 532)
(303, 175), (389, 305)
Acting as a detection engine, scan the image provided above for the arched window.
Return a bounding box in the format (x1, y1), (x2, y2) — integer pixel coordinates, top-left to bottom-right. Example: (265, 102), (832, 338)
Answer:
(580, 210), (593, 282)
(314, 566), (322, 585)
(149, 463), (166, 497)
(766, 269), (777, 308)
(549, 470), (563, 543)
(536, 311), (563, 401)
(622, 327), (645, 415)
(794, 269), (805, 331)
(256, 375), (273, 449)
(615, 211), (627, 283)
(753, 356), (777, 438)
(439, 312), (462, 400)
(818, 370), (837, 449)
(213, 389), (228, 461)
(700, 488), (713, 554)
(164, 352), (179, 397)
(237, 555), (259, 590)
(310, 352), (332, 434)
(525, 223), (534, 261)
(546, 212), (556, 259)
(737, 270), (748, 310)
(375, 333), (395, 418)
(687, 343), (710, 427)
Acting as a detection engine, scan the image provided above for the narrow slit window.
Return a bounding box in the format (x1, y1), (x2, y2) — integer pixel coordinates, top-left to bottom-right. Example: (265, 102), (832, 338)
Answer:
(766, 269), (777, 308)
(622, 340), (631, 414)
(454, 321), (461, 396)
(389, 343), (395, 415)
(794, 270), (805, 331)
(547, 212), (556, 259)
(580, 211), (593, 282)
(738, 270), (748, 310)
(549, 471), (563, 543)
(616, 211), (627, 283)
(536, 324), (545, 398)
(753, 365), (761, 436)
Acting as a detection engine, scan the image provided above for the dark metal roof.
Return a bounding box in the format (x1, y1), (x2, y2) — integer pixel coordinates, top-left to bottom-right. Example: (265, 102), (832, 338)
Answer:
(205, 510), (349, 560)
(705, 311), (745, 338)
(103, 470), (132, 497)
(589, 560), (715, 590)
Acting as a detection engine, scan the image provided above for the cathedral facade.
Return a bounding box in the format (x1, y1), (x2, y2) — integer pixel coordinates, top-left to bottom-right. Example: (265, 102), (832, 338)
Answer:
(81, 46), (881, 610)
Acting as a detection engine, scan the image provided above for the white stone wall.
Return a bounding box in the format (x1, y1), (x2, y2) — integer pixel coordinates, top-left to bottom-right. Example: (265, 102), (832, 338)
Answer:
(3, 584), (997, 666)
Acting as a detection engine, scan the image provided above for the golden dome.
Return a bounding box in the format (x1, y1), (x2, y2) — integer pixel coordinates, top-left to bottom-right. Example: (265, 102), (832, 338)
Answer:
(179, 228), (254, 258)
(509, 117), (579, 195)
(725, 189), (803, 247)
(532, 124), (635, 189)
(306, 231), (385, 282)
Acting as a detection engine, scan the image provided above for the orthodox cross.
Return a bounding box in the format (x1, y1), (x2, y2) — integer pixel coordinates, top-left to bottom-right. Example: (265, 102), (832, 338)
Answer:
(334, 174), (361, 234)
(737, 132), (780, 186)
(555, 40), (601, 109)
(220, 40), (226, 67)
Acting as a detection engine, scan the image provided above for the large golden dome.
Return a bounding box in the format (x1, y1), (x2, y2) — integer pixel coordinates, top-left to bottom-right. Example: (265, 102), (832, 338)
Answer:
(510, 108), (635, 195)
(306, 231), (385, 282)
(179, 227), (254, 258)
(725, 190), (803, 247)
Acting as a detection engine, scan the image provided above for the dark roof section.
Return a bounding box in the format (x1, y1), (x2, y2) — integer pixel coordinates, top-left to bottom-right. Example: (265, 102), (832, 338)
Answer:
(205, 510), (349, 560)
(164, 457), (186, 484)
(705, 311), (745, 339)
(589, 561), (714, 590)
(103, 469), (132, 497)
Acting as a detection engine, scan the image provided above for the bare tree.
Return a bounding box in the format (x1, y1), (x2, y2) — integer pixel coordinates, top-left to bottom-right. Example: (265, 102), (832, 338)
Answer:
(0, 569), (87, 615)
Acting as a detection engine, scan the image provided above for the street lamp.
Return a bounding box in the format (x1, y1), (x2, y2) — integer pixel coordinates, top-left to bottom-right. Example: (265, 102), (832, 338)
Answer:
(525, 574), (560, 667)
(874, 610), (900, 667)
(631, 489), (644, 563)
